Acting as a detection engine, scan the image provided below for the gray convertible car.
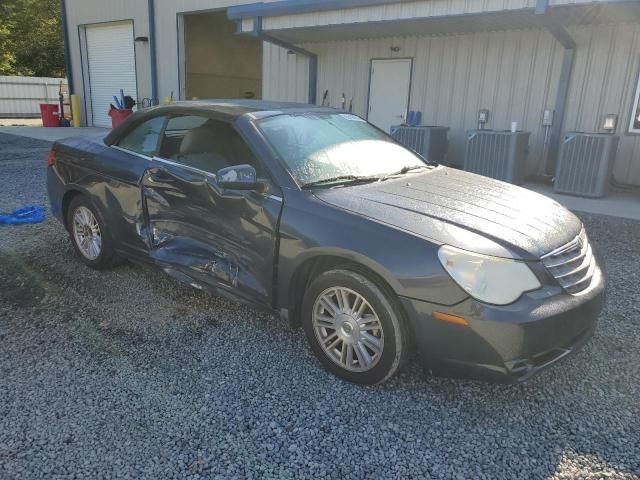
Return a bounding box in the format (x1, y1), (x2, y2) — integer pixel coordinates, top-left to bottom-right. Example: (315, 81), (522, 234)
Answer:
(47, 100), (605, 385)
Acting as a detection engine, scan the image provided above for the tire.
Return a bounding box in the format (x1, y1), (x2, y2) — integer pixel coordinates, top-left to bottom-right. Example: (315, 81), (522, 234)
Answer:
(301, 268), (409, 385)
(66, 195), (121, 269)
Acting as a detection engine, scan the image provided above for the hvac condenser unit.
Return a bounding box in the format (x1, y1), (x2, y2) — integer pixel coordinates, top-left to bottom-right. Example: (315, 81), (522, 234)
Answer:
(554, 133), (619, 198)
(390, 126), (449, 165)
(464, 130), (530, 184)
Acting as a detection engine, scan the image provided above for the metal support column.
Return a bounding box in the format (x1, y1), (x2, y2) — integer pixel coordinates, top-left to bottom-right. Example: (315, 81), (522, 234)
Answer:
(535, 0), (576, 175)
(148, 0), (159, 105)
(60, 0), (74, 94)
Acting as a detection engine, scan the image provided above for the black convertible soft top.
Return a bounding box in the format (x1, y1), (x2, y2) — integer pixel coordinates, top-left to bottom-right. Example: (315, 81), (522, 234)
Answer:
(103, 99), (333, 146)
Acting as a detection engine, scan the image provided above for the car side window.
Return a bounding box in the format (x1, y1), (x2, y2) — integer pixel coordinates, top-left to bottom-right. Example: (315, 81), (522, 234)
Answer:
(158, 115), (261, 176)
(117, 116), (166, 156)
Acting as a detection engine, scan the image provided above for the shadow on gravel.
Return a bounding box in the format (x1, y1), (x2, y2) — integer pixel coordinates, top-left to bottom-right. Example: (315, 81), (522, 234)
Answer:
(0, 250), (46, 308)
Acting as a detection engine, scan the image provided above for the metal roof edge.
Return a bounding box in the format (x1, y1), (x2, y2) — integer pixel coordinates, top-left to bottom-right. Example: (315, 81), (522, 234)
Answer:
(228, 0), (640, 21)
(227, 0), (416, 20)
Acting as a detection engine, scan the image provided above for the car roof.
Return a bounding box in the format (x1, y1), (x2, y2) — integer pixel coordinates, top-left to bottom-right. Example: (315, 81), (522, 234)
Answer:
(104, 99), (338, 145)
(162, 99), (333, 118)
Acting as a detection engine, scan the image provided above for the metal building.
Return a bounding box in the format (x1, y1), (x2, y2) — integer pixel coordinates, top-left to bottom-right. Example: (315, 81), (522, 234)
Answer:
(61, 0), (640, 186)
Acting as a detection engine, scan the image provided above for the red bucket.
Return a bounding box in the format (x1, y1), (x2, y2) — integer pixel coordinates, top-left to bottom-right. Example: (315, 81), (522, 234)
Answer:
(40, 104), (59, 127)
(108, 108), (133, 128)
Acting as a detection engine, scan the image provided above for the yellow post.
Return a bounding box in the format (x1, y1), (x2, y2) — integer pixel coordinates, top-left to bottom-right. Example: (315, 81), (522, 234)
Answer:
(70, 94), (81, 128)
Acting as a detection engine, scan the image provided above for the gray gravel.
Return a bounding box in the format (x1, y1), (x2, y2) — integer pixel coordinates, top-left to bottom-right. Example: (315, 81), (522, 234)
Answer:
(1, 132), (639, 479)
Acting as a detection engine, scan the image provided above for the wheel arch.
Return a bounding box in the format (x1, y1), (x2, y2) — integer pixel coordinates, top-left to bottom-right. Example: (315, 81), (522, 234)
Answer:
(61, 188), (85, 230)
(285, 249), (406, 329)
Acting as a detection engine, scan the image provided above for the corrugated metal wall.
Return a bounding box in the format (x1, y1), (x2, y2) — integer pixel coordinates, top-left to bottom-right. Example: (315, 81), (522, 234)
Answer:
(263, 21), (640, 185)
(300, 29), (564, 176)
(564, 22), (640, 185)
(62, 0), (640, 184)
(262, 43), (310, 102)
(0, 76), (67, 118)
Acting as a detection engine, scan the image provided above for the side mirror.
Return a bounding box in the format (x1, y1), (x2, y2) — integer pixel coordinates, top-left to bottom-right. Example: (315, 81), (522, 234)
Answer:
(216, 164), (257, 190)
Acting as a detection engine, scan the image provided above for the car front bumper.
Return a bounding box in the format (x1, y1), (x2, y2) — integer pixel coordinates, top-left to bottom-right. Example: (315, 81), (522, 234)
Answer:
(399, 262), (606, 383)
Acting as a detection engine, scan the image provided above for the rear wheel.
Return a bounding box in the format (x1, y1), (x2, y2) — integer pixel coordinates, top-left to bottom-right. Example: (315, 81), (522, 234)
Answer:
(66, 195), (121, 269)
(302, 268), (409, 385)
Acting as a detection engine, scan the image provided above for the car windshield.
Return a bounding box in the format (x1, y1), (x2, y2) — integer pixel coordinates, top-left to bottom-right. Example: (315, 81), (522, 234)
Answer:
(256, 112), (429, 187)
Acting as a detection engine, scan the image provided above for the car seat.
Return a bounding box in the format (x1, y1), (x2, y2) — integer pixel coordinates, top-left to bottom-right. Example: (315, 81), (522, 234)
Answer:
(177, 121), (233, 174)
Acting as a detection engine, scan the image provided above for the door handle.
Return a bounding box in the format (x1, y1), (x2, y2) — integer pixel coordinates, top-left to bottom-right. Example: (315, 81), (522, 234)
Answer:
(147, 169), (175, 183)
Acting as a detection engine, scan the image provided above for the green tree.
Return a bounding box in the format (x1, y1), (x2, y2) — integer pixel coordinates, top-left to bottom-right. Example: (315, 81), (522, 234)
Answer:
(0, 0), (65, 78)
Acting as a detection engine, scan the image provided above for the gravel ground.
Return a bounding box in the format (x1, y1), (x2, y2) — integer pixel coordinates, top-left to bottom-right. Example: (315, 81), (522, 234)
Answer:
(0, 132), (639, 479)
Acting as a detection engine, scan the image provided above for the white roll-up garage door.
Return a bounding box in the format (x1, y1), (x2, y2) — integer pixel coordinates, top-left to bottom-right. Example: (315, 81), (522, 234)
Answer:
(86, 22), (137, 127)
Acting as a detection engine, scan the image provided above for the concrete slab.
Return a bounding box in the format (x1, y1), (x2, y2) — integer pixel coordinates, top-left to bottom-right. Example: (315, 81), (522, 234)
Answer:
(0, 126), (108, 142)
(0, 118), (43, 127)
(527, 182), (640, 222)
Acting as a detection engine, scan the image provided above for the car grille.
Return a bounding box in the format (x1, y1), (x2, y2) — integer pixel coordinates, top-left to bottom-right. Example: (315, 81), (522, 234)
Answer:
(541, 229), (596, 294)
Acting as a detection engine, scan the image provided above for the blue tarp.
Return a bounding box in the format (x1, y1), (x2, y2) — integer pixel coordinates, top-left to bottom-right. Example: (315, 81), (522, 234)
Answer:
(0, 206), (45, 225)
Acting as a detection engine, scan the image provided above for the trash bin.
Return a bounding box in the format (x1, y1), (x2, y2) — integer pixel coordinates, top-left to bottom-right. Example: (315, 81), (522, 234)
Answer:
(40, 104), (59, 127)
(108, 108), (133, 128)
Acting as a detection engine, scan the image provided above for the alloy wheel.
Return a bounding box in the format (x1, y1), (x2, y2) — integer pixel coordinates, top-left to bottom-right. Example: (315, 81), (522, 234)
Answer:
(312, 286), (384, 372)
(72, 206), (102, 260)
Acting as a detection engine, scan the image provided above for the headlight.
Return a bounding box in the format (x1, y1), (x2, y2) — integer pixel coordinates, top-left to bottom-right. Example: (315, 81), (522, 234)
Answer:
(437, 245), (541, 305)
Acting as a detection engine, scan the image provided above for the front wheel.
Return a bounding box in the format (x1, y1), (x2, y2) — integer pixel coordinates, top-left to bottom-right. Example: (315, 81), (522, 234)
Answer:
(302, 268), (409, 385)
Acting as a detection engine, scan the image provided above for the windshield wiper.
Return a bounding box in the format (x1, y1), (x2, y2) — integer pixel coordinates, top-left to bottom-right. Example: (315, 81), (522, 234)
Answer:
(301, 163), (433, 189)
(378, 165), (430, 182)
(301, 175), (379, 189)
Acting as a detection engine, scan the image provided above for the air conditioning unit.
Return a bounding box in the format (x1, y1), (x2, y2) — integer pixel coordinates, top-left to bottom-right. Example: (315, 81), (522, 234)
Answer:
(390, 125), (449, 164)
(554, 133), (619, 198)
(464, 130), (530, 184)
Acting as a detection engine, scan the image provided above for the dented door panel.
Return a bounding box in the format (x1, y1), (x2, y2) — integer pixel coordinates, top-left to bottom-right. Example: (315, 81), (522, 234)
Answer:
(141, 160), (281, 307)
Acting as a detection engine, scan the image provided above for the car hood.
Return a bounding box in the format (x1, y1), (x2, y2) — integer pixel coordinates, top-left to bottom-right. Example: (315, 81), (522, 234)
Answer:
(312, 166), (582, 260)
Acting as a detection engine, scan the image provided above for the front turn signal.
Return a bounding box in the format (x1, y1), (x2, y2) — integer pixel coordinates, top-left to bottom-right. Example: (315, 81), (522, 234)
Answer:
(433, 311), (468, 326)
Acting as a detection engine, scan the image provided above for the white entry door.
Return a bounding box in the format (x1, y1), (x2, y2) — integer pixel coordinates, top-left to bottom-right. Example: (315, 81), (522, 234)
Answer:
(367, 59), (412, 133)
(86, 22), (137, 127)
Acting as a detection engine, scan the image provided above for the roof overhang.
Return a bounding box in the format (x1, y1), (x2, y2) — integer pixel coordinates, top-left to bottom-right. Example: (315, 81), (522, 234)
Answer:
(228, 0), (639, 110)
(227, 0), (425, 20)
(229, 0), (640, 44)
(248, 9), (543, 44)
